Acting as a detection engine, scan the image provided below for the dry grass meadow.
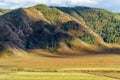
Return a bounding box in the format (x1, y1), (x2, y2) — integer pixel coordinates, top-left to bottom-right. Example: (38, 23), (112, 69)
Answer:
(0, 49), (120, 80)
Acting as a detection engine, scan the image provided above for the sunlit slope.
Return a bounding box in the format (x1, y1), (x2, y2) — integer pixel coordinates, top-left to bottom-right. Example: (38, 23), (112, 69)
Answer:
(0, 4), (120, 56)
(57, 6), (120, 44)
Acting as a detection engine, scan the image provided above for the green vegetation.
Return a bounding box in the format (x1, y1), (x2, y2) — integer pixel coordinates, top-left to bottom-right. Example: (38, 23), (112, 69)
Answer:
(1, 5), (120, 80)
(27, 22), (59, 52)
(79, 34), (95, 44)
(0, 5), (120, 54)
(0, 9), (10, 15)
(101, 24), (120, 43)
(27, 31), (58, 51)
(62, 21), (81, 31)
(35, 4), (62, 24)
(57, 7), (120, 43)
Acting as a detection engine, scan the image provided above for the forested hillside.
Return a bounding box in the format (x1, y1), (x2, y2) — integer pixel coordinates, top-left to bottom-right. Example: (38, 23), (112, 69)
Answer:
(56, 7), (120, 43)
(0, 4), (120, 55)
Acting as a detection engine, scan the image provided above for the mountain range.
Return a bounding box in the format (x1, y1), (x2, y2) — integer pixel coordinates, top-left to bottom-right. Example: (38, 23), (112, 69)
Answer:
(0, 4), (120, 56)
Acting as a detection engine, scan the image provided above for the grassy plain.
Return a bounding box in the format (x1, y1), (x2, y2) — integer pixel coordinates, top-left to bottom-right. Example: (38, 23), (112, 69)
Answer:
(0, 50), (120, 80)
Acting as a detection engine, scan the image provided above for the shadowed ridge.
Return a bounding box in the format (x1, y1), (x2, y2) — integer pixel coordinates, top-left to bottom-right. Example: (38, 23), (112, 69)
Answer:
(0, 4), (120, 56)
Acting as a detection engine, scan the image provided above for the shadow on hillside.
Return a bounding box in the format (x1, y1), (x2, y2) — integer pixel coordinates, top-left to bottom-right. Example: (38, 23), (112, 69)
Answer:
(87, 48), (120, 54)
(35, 48), (120, 58)
(101, 48), (120, 54)
(36, 52), (65, 58)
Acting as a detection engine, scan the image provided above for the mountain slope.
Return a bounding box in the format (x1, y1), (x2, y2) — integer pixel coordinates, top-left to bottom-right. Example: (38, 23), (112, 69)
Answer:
(56, 6), (120, 44)
(0, 4), (120, 56)
(0, 5), (88, 55)
(0, 9), (10, 15)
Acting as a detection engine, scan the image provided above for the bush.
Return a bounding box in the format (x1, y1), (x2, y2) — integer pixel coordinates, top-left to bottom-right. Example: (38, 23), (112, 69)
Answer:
(57, 7), (120, 43)
(79, 34), (95, 44)
(35, 4), (61, 24)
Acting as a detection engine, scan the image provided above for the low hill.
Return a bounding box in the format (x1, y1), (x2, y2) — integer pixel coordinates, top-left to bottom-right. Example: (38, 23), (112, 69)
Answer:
(0, 4), (120, 56)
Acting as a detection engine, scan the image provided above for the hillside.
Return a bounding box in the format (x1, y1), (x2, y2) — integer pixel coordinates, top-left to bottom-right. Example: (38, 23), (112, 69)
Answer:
(0, 9), (10, 15)
(0, 5), (87, 55)
(56, 6), (120, 44)
(0, 4), (120, 56)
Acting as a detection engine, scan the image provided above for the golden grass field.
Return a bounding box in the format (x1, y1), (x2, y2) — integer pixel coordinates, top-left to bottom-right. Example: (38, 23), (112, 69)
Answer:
(0, 49), (120, 80)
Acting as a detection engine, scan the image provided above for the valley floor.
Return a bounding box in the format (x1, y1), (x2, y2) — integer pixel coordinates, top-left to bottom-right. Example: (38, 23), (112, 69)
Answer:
(0, 72), (117, 80)
(0, 50), (120, 80)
